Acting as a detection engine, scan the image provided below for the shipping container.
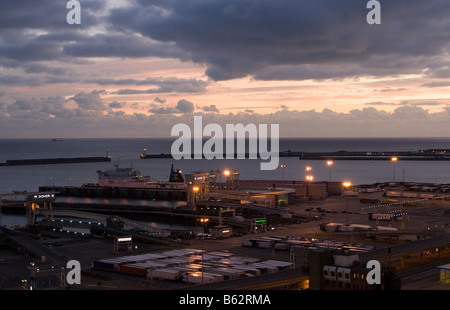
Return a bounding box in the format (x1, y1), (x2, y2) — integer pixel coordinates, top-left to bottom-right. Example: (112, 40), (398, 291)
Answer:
(208, 267), (244, 280)
(183, 272), (224, 284)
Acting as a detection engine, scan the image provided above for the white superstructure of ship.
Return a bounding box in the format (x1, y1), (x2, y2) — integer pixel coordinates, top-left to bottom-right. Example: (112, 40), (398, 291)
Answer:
(96, 164), (187, 190)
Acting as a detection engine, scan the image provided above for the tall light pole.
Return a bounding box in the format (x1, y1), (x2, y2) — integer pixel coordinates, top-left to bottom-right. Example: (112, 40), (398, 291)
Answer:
(343, 181), (351, 226)
(305, 166), (313, 201)
(391, 157), (398, 182)
(305, 166), (312, 181)
(327, 160), (333, 182)
(192, 186), (199, 210)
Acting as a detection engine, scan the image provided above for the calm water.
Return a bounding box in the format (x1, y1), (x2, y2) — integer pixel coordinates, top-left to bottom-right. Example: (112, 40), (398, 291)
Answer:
(0, 137), (449, 194)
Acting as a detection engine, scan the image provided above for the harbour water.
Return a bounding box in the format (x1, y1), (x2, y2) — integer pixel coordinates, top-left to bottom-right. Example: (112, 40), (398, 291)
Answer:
(1, 137), (450, 231)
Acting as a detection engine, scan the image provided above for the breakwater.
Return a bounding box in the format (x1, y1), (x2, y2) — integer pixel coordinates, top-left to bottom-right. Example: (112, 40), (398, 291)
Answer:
(298, 150), (450, 160)
(140, 149), (450, 160)
(0, 156), (111, 166)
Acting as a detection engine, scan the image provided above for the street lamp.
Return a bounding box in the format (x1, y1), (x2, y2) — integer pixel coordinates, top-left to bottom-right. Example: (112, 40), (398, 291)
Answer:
(391, 157), (398, 182)
(199, 217), (209, 233)
(192, 186), (199, 209)
(281, 164), (286, 180)
(327, 161), (333, 182)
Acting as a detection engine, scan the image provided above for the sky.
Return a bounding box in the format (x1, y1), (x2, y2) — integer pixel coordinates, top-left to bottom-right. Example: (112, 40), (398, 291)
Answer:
(1, 0), (450, 138)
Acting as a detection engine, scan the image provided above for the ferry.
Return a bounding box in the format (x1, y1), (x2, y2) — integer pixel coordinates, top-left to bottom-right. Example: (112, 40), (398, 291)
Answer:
(96, 164), (187, 190)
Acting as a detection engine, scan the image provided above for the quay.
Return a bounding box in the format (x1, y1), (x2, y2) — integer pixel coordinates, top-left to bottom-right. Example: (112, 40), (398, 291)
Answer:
(38, 185), (187, 201)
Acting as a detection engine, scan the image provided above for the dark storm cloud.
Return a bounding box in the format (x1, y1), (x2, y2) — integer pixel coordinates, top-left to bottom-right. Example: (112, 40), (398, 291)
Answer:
(0, 0), (104, 30)
(92, 77), (208, 94)
(63, 33), (185, 59)
(107, 0), (450, 81)
(2, 1), (450, 82)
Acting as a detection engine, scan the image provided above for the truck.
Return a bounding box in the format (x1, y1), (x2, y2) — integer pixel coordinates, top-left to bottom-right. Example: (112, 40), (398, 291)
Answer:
(369, 213), (395, 221)
(334, 224), (373, 232)
(369, 213), (403, 221)
(323, 223), (344, 232)
(374, 226), (398, 232)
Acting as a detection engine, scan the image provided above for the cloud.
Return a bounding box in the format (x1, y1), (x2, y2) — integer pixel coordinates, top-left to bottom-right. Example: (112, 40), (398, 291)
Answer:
(106, 0), (450, 81)
(148, 99), (195, 114)
(2, 0), (450, 83)
(154, 97), (166, 104)
(422, 81), (450, 88)
(202, 104), (220, 113)
(175, 99), (194, 113)
(148, 105), (179, 114)
(69, 90), (106, 111)
(110, 77), (208, 95)
(366, 100), (448, 107)
(108, 101), (126, 109)
(3, 90), (450, 138)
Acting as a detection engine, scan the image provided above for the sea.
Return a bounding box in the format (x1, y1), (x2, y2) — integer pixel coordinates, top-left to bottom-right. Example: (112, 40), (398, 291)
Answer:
(1, 137), (450, 229)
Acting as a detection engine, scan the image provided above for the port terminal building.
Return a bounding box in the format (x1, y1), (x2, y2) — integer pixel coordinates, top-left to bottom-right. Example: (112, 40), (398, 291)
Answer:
(185, 169), (342, 206)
